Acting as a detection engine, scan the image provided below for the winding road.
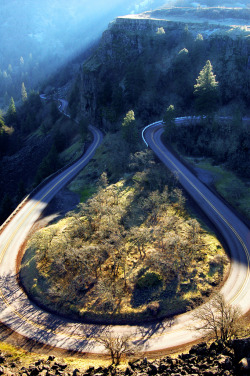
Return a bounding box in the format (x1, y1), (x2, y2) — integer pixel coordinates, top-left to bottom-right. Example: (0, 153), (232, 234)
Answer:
(0, 116), (249, 353)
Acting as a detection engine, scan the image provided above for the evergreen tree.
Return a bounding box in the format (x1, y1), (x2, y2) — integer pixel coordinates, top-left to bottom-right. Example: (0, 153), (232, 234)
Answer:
(6, 97), (17, 125)
(21, 82), (27, 103)
(194, 60), (219, 116)
(0, 114), (5, 130)
(163, 105), (176, 142)
(121, 110), (138, 145)
(0, 115), (8, 156)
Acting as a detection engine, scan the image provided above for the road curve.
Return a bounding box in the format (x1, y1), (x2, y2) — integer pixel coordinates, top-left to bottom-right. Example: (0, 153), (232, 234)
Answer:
(143, 122), (250, 311)
(0, 119), (249, 353)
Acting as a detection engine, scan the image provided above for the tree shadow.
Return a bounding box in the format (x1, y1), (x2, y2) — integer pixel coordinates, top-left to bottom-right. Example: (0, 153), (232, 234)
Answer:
(0, 272), (111, 352)
(131, 276), (179, 309)
(133, 316), (176, 348)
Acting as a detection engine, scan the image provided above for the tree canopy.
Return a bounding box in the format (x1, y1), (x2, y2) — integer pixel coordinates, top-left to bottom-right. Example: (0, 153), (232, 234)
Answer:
(194, 60), (219, 116)
(121, 110), (138, 145)
(6, 97), (17, 125)
(163, 104), (176, 141)
(21, 82), (27, 103)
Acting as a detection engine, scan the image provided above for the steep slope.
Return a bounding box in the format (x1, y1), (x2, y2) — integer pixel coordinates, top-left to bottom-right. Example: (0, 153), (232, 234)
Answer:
(78, 8), (249, 129)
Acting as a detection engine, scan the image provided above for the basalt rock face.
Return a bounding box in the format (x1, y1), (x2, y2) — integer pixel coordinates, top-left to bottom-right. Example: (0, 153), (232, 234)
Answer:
(79, 15), (249, 129)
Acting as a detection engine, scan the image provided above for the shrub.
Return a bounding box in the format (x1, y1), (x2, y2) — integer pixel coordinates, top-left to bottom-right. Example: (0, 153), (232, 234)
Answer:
(136, 271), (163, 289)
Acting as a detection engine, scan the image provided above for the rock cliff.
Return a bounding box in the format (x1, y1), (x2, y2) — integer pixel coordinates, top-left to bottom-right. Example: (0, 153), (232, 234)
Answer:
(79, 11), (249, 129)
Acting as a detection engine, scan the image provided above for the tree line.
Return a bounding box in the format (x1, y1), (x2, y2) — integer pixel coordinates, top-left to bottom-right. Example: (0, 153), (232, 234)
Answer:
(163, 60), (249, 179)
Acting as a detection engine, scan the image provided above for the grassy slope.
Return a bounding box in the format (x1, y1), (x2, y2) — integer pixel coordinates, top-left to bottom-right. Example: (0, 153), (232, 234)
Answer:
(185, 157), (250, 221)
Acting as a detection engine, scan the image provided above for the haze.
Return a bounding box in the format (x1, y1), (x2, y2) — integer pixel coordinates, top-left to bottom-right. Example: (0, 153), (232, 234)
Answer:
(0, 0), (249, 107)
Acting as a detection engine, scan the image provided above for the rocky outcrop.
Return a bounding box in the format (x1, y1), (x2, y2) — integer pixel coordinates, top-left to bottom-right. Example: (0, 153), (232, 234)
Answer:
(79, 13), (249, 128)
(1, 339), (250, 375)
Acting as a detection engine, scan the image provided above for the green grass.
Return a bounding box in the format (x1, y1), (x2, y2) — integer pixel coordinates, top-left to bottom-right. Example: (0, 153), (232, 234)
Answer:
(59, 137), (84, 164)
(186, 157), (250, 220)
(80, 186), (96, 202)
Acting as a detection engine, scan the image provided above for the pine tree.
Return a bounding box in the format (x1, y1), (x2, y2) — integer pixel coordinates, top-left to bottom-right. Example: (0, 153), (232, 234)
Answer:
(163, 105), (176, 142)
(0, 114), (5, 130)
(6, 97), (17, 125)
(21, 82), (27, 103)
(194, 60), (219, 116)
(121, 110), (138, 145)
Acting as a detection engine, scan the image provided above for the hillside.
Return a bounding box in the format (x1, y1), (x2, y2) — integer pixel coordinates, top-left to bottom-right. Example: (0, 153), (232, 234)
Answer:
(72, 7), (249, 219)
(78, 7), (249, 127)
(0, 0), (167, 107)
(0, 6), (249, 372)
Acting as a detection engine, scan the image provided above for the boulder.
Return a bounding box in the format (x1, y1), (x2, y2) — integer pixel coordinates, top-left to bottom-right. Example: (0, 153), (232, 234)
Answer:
(189, 342), (208, 356)
(239, 358), (250, 373)
(233, 338), (250, 362)
(47, 355), (55, 362)
(217, 355), (233, 370)
(125, 365), (133, 375)
(148, 363), (158, 375)
(55, 362), (68, 370)
(128, 360), (141, 370)
(209, 341), (224, 354)
(158, 363), (170, 373)
(27, 365), (40, 376)
(179, 353), (193, 361)
(190, 365), (200, 373)
(35, 359), (44, 366)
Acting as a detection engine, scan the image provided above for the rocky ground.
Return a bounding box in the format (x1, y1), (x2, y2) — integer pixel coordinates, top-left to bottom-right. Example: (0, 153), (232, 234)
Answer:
(0, 339), (249, 376)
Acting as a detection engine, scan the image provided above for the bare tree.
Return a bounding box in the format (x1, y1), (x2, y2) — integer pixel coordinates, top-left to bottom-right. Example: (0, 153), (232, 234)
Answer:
(94, 330), (136, 365)
(129, 226), (151, 259)
(192, 293), (246, 342)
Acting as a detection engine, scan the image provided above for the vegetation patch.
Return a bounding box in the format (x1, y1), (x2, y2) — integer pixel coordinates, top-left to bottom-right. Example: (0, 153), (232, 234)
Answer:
(20, 138), (229, 324)
(185, 157), (250, 220)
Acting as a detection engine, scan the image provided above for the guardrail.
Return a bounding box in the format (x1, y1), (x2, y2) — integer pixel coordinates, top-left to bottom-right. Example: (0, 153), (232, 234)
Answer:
(142, 116), (205, 147)
(142, 120), (163, 147)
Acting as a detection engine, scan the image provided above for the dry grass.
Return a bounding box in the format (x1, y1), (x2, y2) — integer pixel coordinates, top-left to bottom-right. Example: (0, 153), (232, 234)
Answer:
(20, 175), (228, 323)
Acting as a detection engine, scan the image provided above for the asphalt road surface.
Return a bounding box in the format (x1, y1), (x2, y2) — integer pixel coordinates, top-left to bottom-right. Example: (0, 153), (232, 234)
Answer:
(0, 120), (249, 353)
(143, 123), (250, 311)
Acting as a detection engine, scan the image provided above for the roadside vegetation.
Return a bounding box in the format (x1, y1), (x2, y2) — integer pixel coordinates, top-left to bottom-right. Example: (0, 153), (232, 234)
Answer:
(0, 94), (88, 225)
(20, 134), (229, 324)
(162, 60), (249, 220)
(164, 117), (250, 221)
(185, 157), (250, 221)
